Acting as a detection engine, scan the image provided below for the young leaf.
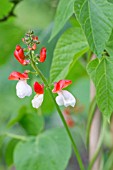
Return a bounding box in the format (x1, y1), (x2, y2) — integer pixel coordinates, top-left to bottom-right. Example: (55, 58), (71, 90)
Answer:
(87, 58), (99, 85)
(14, 128), (71, 170)
(74, 0), (113, 56)
(95, 57), (113, 119)
(50, 27), (89, 83)
(49, 0), (75, 41)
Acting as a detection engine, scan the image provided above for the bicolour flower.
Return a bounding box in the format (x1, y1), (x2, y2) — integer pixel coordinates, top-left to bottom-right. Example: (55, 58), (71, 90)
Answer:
(52, 80), (76, 107)
(39, 47), (46, 62)
(32, 82), (44, 109)
(14, 45), (29, 65)
(8, 71), (32, 98)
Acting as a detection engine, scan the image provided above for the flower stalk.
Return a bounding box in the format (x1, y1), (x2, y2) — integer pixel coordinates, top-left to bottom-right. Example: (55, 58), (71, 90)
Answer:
(30, 57), (84, 170)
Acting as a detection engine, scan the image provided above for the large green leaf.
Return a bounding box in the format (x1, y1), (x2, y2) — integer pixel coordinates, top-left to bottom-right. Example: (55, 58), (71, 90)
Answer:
(49, 0), (75, 41)
(19, 113), (44, 136)
(106, 29), (113, 56)
(95, 57), (113, 118)
(0, 0), (12, 19)
(87, 58), (99, 85)
(74, 0), (113, 56)
(50, 27), (89, 82)
(8, 107), (44, 136)
(0, 20), (24, 65)
(15, 0), (55, 29)
(14, 128), (71, 170)
(66, 60), (87, 81)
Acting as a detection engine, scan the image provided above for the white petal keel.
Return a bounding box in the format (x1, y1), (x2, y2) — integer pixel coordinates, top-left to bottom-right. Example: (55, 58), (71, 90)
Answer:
(32, 94), (43, 109)
(56, 90), (76, 107)
(16, 80), (32, 98)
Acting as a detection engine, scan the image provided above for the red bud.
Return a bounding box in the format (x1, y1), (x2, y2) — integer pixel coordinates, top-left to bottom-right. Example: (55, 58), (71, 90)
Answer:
(39, 47), (46, 62)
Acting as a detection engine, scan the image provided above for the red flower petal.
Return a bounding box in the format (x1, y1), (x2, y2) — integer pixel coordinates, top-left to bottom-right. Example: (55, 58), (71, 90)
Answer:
(39, 47), (46, 62)
(16, 45), (21, 51)
(34, 82), (44, 94)
(52, 80), (72, 93)
(8, 71), (29, 80)
(14, 45), (28, 65)
(66, 117), (75, 127)
(32, 36), (38, 41)
(18, 48), (25, 59)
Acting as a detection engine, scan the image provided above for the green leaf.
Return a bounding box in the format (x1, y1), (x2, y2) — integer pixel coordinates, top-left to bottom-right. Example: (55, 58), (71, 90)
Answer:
(41, 89), (55, 115)
(19, 113), (44, 136)
(50, 27), (89, 82)
(8, 107), (44, 136)
(87, 58), (99, 84)
(8, 106), (27, 127)
(0, 20), (24, 65)
(108, 0), (113, 3)
(49, 0), (75, 41)
(14, 128), (71, 170)
(106, 29), (113, 56)
(74, 0), (113, 56)
(95, 57), (113, 119)
(66, 60), (87, 81)
(4, 138), (18, 166)
(0, 0), (12, 19)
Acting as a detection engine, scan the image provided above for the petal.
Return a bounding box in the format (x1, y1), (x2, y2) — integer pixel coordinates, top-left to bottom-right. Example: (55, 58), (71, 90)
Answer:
(15, 45), (21, 51)
(31, 94), (43, 109)
(39, 47), (46, 62)
(14, 48), (28, 65)
(8, 71), (29, 80)
(56, 90), (76, 107)
(16, 80), (32, 98)
(56, 94), (64, 106)
(52, 80), (72, 93)
(34, 82), (44, 94)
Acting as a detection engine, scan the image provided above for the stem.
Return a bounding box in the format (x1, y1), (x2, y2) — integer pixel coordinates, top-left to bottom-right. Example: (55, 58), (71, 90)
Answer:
(5, 133), (27, 141)
(30, 59), (84, 170)
(104, 151), (113, 170)
(86, 97), (96, 147)
(87, 118), (107, 170)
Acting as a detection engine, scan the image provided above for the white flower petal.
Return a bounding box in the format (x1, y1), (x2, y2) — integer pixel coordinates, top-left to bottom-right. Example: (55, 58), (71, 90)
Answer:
(56, 90), (76, 107)
(16, 80), (32, 98)
(56, 95), (64, 106)
(32, 94), (43, 109)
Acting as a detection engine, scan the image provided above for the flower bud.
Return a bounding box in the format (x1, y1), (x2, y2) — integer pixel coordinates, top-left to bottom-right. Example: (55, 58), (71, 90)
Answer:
(14, 45), (28, 65)
(39, 47), (46, 62)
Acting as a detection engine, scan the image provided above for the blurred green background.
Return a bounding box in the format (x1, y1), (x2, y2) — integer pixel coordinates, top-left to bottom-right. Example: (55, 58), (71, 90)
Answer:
(0, 0), (90, 169)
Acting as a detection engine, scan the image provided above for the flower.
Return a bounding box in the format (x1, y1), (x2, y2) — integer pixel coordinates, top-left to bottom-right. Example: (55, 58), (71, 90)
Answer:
(39, 47), (46, 62)
(14, 45), (29, 65)
(63, 108), (75, 127)
(52, 80), (76, 107)
(32, 36), (38, 41)
(32, 82), (44, 108)
(8, 71), (32, 98)
(28, 43), (37, 51)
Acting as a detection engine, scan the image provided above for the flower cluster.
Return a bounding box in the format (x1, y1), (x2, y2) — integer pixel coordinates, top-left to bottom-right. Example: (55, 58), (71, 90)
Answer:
(8, 31), (76, 109)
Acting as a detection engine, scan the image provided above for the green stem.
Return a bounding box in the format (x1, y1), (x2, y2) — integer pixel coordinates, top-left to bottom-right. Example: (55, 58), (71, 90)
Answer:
(30, 59), (84, 170)
(5, 133), (27, 141)
(87, 117), (107, 170)
(86, 97), (96, 147)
